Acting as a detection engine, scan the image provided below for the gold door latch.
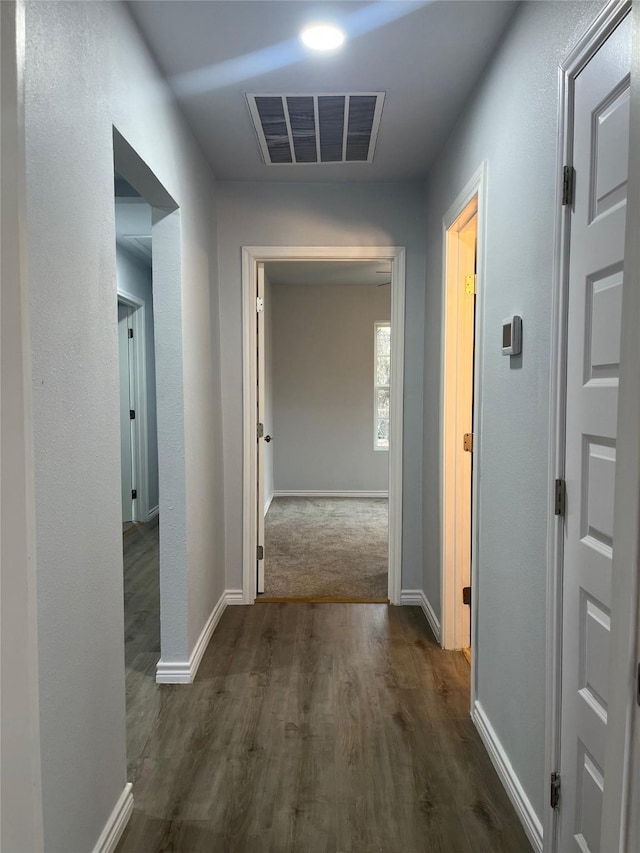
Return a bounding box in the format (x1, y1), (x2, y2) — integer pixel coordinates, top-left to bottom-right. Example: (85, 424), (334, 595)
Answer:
(463, 433), (474, 453)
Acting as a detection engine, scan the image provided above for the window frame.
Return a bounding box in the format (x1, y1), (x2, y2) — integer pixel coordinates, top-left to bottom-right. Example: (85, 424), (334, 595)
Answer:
(374, 321), (391, 451)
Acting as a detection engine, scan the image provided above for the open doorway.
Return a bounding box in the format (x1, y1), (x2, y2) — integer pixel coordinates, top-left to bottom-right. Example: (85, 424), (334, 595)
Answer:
(242, 247), (405, 606)
(256, 260), (391, 602)
(114, 173), (161, 775)
(441, 169), (484, 662)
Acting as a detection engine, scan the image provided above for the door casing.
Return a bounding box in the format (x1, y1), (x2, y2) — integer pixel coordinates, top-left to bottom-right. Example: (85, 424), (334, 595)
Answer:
(547, 3), (633, 850)
(241, 246), (406, 605)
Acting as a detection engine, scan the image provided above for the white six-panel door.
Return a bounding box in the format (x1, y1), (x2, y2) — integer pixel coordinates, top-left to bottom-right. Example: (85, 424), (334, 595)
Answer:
(559, 13), (631, 851)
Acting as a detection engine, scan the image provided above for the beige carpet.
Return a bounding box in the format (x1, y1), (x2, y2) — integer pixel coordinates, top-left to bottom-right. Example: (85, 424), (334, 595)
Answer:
(263, 496), (388, 600)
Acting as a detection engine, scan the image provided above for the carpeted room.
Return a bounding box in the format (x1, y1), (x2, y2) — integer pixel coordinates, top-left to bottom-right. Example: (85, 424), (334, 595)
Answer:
(260, 260), (391, 601)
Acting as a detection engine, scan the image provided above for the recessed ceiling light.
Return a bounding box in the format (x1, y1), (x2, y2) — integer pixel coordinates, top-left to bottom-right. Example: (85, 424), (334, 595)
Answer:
(300, 24), (345, 51)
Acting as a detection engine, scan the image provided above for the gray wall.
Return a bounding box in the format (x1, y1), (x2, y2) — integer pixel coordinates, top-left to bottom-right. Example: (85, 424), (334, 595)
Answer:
(271, 282), (390, 492)
(22, 2), (225, 850)
(116, 244), (159, 515)
(421, 0), (604, 822)
(216, 181), (427, 591)
(1, 3), (44, 849)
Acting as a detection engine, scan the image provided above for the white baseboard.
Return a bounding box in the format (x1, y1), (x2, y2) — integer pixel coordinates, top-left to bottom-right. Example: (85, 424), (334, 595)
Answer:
(225, 589), (244, 605)
(92, 783), (133, 853)
(400, 589), (441, 643)
(272, 490), (389, 498)
(156, 589), (232, 684)
(264, 493), (274, 514)
(472, 701), (543, 853)
(147, 505), (159, 521)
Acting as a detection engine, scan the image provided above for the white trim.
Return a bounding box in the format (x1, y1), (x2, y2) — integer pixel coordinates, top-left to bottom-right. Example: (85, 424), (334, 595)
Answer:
(147, 504), (159, 520)
(92, 783), (133, 853)
(472, 702), (543, 853)
(264, 493), (274, 515)
(438, 162), (487, 723)
(156, 589), (227, 684)
(400, 589), (441, 643)
(547, 5), (632, 851)
(225, 589), (244, 605)
(242, 246), (404, 606)
(272, 490), (389, 499)
(117, 289), (150, 523)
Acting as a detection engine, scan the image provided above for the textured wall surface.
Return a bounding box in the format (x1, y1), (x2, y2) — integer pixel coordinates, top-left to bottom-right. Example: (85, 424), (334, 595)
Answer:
(421, 0), (604, 821)
(116, 244), (159, 515)
(23, 2), (224, 850)
(216, 181), (427, 591)
(271, 282), (390, 492)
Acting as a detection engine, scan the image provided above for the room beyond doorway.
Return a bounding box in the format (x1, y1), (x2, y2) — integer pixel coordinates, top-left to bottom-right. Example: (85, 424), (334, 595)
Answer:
(258, 260), (391, 602)
(242, 247), (406, 606)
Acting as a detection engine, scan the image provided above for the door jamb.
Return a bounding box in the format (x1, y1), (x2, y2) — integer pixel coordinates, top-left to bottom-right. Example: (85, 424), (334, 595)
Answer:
(241, 246), (406, 606)
(546, 3), (631, 851)
(439, 162), (487, 717)
(117, 289), (150, 523)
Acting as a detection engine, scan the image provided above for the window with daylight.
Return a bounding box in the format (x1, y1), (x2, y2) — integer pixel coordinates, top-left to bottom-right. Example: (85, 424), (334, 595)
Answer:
(374, 322), (391, 450)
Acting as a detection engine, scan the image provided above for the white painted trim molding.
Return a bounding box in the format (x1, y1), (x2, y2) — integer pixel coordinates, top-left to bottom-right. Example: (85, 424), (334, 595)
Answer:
(225, 589), (244, 605)
(147, 504), (159, 521)
(242, 246), (405, 606)
(264, 493), (274, 515)
(156, 590), (238, 683)
(272, 490), (389, 499)
(92, 783), (133, 853)
(472, 702), (543, 853)
(400, 589), (441, 643)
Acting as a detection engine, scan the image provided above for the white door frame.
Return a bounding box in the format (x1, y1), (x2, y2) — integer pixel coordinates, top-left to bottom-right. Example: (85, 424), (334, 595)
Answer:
(117, 289), (151, 523)
(241, 245), (406, 605)
(440, 162), (487, 704)
(546, 3), (632, 850)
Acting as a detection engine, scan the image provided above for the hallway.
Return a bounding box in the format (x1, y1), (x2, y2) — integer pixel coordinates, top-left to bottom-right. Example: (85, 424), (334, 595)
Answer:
(116, 603), (531, 852)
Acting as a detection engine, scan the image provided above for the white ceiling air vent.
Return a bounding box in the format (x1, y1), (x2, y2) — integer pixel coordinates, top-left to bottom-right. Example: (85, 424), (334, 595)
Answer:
(246, 93), (385, 166)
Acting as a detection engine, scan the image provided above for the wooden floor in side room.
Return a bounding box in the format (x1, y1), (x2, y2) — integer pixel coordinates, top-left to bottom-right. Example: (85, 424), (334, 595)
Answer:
(117, 600), (531, 853)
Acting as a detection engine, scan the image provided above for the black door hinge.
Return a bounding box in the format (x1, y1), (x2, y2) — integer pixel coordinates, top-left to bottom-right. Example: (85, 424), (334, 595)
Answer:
(131, 489), (137, 500)
(130, 409), (135, 420)
(128, 328), (133, 339)
(462, 586), (471, 606)
(257, 545), (264, 560)
(550, 772), (561, 809)
(555, 479), (566, 516)
(562, 165), (575, 207)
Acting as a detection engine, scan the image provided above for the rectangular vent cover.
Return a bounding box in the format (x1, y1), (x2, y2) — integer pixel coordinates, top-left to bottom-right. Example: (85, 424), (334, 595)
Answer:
(247, 93), (385, 166)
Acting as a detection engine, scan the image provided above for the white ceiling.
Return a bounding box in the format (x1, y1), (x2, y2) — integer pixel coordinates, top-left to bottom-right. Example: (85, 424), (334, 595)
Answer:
(128, 0), (517, 182)
(266, 260), (391, 286)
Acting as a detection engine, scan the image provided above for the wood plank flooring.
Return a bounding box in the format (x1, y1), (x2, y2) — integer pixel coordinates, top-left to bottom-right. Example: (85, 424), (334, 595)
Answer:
(117, 602), (532, 853)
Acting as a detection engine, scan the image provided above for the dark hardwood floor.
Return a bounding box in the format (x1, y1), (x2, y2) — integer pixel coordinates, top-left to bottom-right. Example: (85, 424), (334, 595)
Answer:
(123, 517), (161, 774)
(118, 598), (532, 853)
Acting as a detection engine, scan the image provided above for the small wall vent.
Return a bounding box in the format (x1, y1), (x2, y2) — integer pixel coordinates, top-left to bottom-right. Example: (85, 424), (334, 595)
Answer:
(247, 93), (385, 166)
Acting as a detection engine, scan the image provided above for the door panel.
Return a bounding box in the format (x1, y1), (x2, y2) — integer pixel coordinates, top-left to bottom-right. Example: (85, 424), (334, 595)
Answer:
(257, 262), (265, 594)
(118, 302), (134, 523)
(559, 15), (631, 851)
